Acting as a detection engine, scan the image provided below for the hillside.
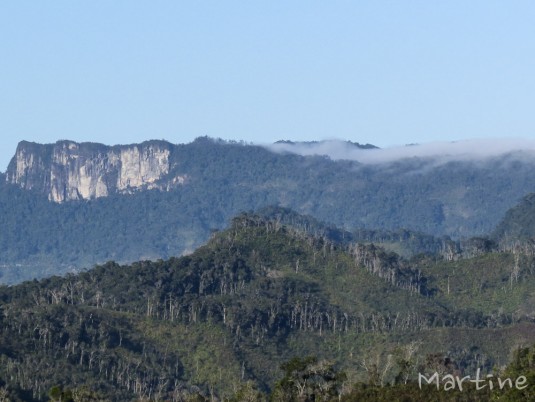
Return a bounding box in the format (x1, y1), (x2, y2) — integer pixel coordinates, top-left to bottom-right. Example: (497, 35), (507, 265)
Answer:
(4, 138), (535, 283)
(493, 192), (535, 244)
(0, 213), (534, 400)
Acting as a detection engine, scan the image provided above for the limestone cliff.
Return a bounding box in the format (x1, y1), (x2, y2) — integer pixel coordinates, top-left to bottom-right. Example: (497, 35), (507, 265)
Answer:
(6, 140), (185, 202)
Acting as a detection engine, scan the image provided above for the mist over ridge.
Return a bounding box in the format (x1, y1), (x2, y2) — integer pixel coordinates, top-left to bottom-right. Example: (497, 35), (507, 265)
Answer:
(266, 137), (535, 165)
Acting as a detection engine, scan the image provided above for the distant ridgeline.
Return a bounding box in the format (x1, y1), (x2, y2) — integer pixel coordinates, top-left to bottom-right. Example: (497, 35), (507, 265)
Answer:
(259, 205), (535, 266)
(0, 211), (534, 400)
(3, 137), (535, 283)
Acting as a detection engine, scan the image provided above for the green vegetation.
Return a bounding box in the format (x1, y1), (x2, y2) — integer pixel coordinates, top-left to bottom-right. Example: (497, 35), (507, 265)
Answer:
(493, 192), (535, 243)
(0, 212), (534, 400)
(3, 138), (535, 283)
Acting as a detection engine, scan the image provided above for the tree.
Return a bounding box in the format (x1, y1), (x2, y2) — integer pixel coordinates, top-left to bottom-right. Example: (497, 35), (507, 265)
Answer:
(271, 356), (346, 401)
(230, 381), (265, 402)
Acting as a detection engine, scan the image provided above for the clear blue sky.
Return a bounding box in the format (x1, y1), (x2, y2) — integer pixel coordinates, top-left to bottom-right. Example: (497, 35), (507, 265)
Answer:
(1, 1), (535, 170)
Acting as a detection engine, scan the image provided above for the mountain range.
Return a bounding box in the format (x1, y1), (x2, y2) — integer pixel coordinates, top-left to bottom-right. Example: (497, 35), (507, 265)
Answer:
(3, 137), (535, 284)
(1, 137), (535, 399)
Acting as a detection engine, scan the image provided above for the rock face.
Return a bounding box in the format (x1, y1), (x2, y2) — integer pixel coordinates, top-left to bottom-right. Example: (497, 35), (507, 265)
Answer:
(6, 140), (182, 202)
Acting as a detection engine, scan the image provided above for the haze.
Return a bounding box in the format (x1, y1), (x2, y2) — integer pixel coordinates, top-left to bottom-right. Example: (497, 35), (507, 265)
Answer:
(267, 138), (535, 165)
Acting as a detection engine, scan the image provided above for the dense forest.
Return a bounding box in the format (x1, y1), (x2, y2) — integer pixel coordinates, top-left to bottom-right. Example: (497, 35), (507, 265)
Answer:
(1, 212), (534, 400)
(493, 192), (535, 243)
(3, 138), (535, 283)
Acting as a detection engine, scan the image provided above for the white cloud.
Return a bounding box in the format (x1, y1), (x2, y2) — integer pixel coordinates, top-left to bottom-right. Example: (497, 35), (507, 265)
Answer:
(265, 138), (535, 165)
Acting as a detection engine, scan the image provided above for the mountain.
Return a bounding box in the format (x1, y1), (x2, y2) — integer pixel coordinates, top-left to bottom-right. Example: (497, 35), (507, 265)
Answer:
(6, 140), (181, 202)
(257, 206), (450, 257)
(493, 192), (535, 244)
(4, 137), (535, 283)
(0, 212), (534, 400)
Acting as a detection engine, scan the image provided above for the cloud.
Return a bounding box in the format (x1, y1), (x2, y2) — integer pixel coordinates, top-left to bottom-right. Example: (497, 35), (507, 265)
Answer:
(265, 138), (535, 165)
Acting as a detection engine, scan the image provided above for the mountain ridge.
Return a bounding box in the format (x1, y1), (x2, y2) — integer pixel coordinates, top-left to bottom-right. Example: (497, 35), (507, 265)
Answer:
(4, 137), (535, 283)
(1, 210), (534, 400)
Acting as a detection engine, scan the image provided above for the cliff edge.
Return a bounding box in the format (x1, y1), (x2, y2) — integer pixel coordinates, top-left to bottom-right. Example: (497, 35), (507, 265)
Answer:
(5, 140), (183, 202)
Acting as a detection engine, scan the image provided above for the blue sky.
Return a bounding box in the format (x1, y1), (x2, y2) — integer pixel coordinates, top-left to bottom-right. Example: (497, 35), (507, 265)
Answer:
(1, 1), (535, 170)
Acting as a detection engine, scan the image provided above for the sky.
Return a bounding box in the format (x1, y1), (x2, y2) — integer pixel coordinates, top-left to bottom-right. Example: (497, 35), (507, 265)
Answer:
(1, 1), (535, 170)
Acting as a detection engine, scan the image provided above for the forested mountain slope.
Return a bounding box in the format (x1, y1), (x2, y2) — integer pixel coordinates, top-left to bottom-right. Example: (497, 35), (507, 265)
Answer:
(493, 192), (535, 244)
(3, 138), (535, 283)
(0, 213), (534, 400)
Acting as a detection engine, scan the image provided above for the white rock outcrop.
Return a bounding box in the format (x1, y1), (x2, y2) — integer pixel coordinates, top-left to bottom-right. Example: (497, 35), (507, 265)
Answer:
(7, 140), (179, 202)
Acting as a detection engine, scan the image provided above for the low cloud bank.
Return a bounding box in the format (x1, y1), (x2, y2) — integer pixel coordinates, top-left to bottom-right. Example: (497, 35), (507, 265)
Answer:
(266, 138), (535, 164)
